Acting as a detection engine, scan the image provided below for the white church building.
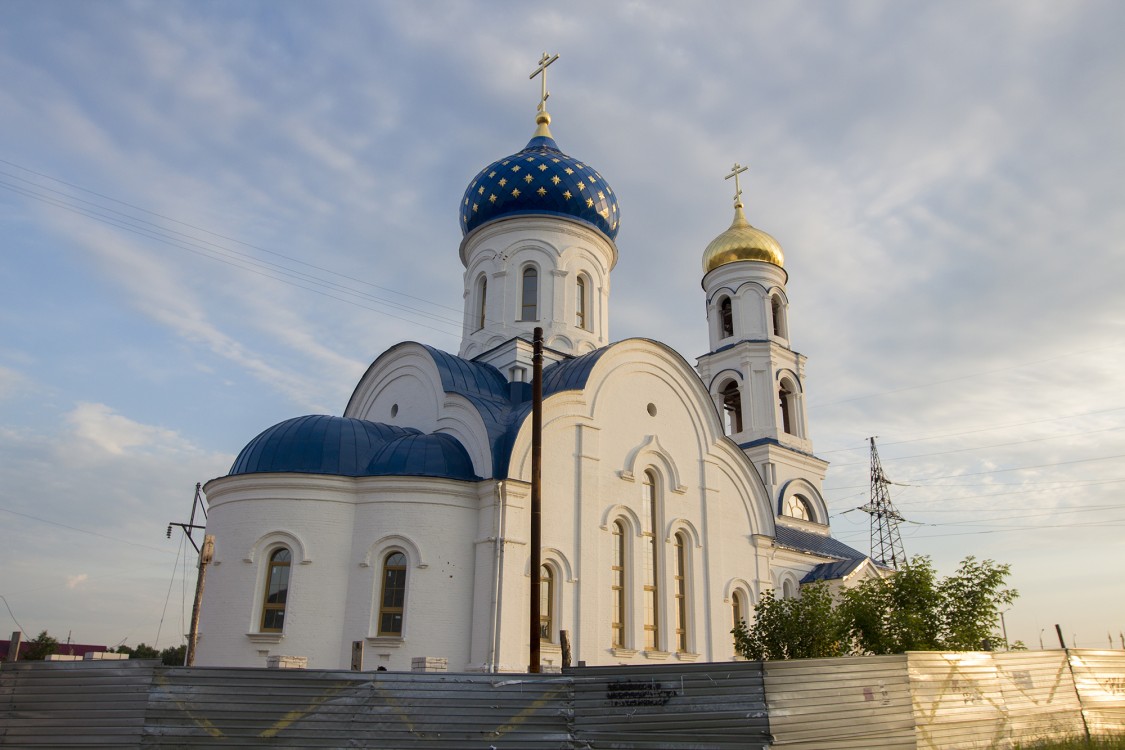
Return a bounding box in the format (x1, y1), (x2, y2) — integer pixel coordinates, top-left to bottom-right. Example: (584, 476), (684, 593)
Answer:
(195, 66), (877, 672)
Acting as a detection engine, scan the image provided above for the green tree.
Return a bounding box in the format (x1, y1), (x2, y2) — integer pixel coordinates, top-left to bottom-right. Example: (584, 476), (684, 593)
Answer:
(733, 555), (1018, 660)
(160, 644), (187, 666)
(732, 583), (847, 660)
(113, 642), (160, 659)
(24, 630), (59, 661)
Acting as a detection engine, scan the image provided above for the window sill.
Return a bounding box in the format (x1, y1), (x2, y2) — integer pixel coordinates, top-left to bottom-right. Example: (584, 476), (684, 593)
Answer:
(365, 636), (405, 647)
(246, 633), (284, 644)
(675, 651), (700, 662)
(642, 650), (670, 661)
(610, 647), (637, 658)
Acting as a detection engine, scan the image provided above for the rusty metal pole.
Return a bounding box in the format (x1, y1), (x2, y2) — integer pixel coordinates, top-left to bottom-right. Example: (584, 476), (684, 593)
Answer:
(529, 327), (543, 673)
(185, 534), (215, 666)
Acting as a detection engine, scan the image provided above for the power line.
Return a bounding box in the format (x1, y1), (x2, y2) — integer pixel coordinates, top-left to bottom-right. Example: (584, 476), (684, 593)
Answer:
(0, 505), (178, 556)
(823, 453), (1125, 491)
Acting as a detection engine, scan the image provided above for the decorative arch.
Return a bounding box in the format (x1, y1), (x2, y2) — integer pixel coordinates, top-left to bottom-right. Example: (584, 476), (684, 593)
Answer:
(523, 546), (575, 582)
(706, 369), (744, 391)
(618, 435), (687, 494)
(777, 478), (828, 524)
(723, 577), (756, 604)
(361, 534), (428, 569)
(244, 530), (310, 565)
(599, 503), (642, 535)
(664, 517), (703, 548)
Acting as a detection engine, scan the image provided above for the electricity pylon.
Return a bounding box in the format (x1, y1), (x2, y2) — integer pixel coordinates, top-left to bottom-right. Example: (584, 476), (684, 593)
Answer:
(860, 437), (907, 569)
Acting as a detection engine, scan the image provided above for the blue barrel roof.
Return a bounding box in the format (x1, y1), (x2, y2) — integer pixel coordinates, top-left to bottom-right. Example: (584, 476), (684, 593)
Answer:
(228, 415), (477, 480)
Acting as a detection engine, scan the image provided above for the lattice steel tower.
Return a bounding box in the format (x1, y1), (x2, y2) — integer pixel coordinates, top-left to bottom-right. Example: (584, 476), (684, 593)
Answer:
(861, 436), (907, 569)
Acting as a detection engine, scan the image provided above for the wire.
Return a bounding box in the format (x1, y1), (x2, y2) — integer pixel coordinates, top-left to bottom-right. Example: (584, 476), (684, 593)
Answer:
(0, 595), (28, 637)
(154, 532), (186, 649)
(0, 505), (180, 556)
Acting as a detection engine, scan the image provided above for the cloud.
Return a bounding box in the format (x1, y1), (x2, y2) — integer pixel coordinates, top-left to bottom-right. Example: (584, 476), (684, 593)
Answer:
(64, 402), (190, 459)
(66, 574), (88, 590)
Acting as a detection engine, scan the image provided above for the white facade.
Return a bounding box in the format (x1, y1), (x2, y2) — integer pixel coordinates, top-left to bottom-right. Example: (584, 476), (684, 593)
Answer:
(195, 105), (872, 672)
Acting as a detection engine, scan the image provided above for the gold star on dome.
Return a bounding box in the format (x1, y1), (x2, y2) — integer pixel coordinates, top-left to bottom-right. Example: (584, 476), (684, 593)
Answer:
(575, 163), (584, 169)
(464, 198), (469, 206)
(511, 165), (521, 172)
(586, 198), (594, 207)
(563, 190), (572, 200)
(564, 167), (574, 175)
(526, 156), (536, 162)
(489, 171), (496, 178)
(598, 191), (605, 200)
(537, 187), (547, 196)
(589, 176), (597, 184)
(511, 188), (521, 197)
(552, 158), (560, 163)
(577, 181), (585, 190)
(489, 194), (497, 203)
(551, 175), (560, 185)
(501, 160), (510, 166)
(600, 208), (609, 218)
(499, 177), (508, 187)
(472, 203), (479, 212)
(538, 164), (547, 171)
(478, 186), (485, 195)
(524, 174), (533, 183)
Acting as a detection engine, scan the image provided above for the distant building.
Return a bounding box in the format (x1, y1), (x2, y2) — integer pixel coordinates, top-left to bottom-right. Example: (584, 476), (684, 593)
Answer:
(195, 70), (879, 672)
(1, 639), (109, 662)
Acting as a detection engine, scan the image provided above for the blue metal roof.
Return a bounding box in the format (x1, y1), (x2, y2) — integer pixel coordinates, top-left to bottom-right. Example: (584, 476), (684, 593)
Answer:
(800, 558), (867, 584)
(367, 433), (479, 481)
(460, 132), (621, 241)
(228, 415), (478, 481)
(773, 525), (868, 562)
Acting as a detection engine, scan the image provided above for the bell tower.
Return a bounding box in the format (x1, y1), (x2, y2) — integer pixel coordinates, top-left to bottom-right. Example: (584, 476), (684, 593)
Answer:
(695, 164), (829, 525)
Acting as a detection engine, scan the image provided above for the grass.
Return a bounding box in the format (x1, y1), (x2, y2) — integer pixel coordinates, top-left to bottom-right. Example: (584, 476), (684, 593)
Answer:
(1010, 738), (1125, 750)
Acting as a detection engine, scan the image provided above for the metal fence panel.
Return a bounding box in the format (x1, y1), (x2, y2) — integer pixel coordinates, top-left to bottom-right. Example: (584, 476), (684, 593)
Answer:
(1069, 649), (1125, 737)
(568, 661), (770, 749)
(993, 650), (1085, 743)
(0, 659), (155, 747)
(143, 667), (573, 749)
(765, 654), (916, 750)
(908, 651), (1011, 750)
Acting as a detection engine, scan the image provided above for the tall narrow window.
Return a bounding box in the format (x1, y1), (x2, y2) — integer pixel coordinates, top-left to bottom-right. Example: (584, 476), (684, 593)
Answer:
(771, 295), (784, 338)
(260, 547), (291, 632)
(520, 267), (538, 321)
(476, 275), (488, 331)
(611, 521), (626, 647)
(720, 380), (743, 434)
(719, 296), (734, 338)
(642, 471), (660, 651)
(378, 551), (407, 636)
(732, 590), (746, 631)
(540, 564), (555, 642)
(779, 381), (795, 435)
(782, 579), (795, 600)
(576, 276), (588, 330)
(673, 532), (689, 653)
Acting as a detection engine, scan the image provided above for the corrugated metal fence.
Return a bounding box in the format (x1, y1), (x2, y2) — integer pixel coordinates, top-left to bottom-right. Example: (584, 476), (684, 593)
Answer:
(2, 650), (1123, 748)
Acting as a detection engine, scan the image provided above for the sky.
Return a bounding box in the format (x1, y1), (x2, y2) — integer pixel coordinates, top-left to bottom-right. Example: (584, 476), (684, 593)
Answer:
(2, 1), (1123, 654)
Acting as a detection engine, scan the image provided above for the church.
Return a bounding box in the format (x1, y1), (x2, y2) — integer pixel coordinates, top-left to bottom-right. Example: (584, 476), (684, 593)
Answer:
(195, 60), (878, 672)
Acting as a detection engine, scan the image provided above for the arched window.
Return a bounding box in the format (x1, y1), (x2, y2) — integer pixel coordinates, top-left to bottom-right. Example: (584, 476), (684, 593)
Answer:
(779, 380), (796, 435)
(771, 294), (785, 338)
(781, 578), (795, 600)
(576, 275), (588, 330)
(673, 532), (689, 653)
(642, 470), (660, 650)
(260, 547), (291, 632)
(719, 296), (734, 338)
(520, 266), (538, 322)
(732, 590), (747, 631)
(476, 275), (488, 331)
(377, 551), (408, 636)
(539, 564), (555, 642)
(784, 495), (813, 521)
(611, 521), (626, 647)
(720, 380), (743, 434)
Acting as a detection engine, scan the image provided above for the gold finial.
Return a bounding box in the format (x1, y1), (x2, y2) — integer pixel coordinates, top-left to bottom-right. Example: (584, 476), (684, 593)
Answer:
(725, 162), (749, 207)
(530, 52), (559, 137)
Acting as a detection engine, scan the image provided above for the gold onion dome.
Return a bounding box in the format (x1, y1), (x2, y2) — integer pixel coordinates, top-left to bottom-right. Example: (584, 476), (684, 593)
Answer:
(702, 200), (785, 274)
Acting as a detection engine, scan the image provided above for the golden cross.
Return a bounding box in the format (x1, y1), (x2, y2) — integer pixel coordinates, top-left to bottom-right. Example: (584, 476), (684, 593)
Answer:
(530, 52), (560, 113)
(725, 162), (749, 204)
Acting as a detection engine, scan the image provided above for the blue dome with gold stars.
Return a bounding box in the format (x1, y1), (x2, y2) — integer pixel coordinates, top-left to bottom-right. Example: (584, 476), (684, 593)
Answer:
(460, 125), (620, 241)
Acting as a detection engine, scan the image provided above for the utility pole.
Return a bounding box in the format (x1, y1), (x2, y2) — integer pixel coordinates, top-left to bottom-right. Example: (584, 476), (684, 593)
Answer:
(860, 437), (907, 569)
(185, 535), (214, 667)
(528, 327), (543, 674)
